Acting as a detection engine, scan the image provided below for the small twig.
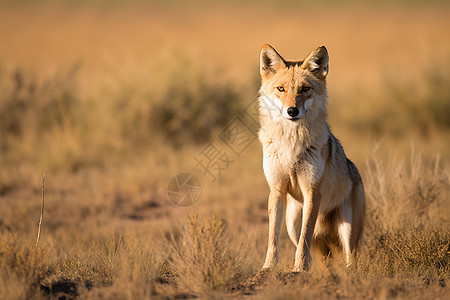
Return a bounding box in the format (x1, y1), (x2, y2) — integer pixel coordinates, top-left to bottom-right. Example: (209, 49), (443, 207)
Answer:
(36, 169), (48, 246)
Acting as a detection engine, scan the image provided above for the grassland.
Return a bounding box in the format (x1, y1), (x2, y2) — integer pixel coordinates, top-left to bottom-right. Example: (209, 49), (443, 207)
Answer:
(0, 2), (449, 299)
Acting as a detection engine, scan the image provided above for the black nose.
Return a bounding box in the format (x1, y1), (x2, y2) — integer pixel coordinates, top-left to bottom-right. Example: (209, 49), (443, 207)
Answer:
(287, 107), (299, 117)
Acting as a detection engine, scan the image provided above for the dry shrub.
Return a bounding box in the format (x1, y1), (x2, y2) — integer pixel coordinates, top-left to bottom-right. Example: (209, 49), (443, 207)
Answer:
(0, 64), (79, 138)
(0, 63), (103, 172)
(169, 214), (249, 292)
(80, 233), (162, 299)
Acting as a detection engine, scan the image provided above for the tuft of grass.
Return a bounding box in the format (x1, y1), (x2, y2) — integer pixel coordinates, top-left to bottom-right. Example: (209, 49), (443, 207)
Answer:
(0, 233), (49, 300)
(42, 233), (166, 299)
(168, 213), (250, 293)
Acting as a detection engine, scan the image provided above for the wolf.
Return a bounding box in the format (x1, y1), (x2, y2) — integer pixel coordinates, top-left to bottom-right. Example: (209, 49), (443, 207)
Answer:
(258, 44), (365, 272)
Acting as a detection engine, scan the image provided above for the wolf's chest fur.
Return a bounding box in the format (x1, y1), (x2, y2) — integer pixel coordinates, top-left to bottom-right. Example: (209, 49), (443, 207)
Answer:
(259, 114), (329, 189)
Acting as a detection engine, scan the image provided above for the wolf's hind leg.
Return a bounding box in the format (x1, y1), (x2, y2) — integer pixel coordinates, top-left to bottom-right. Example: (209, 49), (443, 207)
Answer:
(337, 199), (352, 266)
(350, 180), (365, 263)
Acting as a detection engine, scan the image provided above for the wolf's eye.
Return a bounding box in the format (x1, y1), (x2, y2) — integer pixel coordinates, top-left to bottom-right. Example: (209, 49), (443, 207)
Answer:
(276, 86), (285, 92)
(301, 86), (311, 93)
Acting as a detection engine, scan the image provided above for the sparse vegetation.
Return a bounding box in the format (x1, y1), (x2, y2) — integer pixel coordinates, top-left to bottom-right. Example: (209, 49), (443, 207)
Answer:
(0, 2), (449, 299)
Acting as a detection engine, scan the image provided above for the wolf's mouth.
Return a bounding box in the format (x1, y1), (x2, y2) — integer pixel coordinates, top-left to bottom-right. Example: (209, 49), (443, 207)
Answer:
(287, 116), (300, 121)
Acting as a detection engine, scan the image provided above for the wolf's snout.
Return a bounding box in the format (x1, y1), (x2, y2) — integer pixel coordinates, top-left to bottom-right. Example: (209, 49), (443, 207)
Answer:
(287, 107), (299, 117)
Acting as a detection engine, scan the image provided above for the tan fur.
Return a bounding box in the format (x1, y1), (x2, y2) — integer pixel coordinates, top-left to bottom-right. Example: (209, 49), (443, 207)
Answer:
(258, 44), (365, 271)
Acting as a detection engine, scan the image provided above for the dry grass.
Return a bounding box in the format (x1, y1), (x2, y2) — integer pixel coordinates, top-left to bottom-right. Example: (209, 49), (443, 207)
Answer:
(0, 2), (449, 299)
(365, 150), (449, 230)
(2, 150), (447, 299)
(361, 151), (449, 279)
(0, 233), (49, 300)
(168, 214), (251, 293)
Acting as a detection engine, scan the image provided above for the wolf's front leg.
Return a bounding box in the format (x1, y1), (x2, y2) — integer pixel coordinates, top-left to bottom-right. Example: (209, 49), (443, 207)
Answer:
(293, 188), (321, 271)
(262, 188), (286, 269)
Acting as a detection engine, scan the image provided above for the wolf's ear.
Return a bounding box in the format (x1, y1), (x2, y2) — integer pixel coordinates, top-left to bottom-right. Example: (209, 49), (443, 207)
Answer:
(302, 46), (329, 80)
(260, 44), (286, 78)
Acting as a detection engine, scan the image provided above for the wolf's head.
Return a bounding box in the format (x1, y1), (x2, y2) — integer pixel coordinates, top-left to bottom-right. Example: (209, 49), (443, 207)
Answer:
(259, 45), (329, 122)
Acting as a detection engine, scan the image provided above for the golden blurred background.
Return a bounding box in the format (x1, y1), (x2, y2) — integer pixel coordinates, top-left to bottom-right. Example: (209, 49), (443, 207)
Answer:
(0, 1), (449, 298)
